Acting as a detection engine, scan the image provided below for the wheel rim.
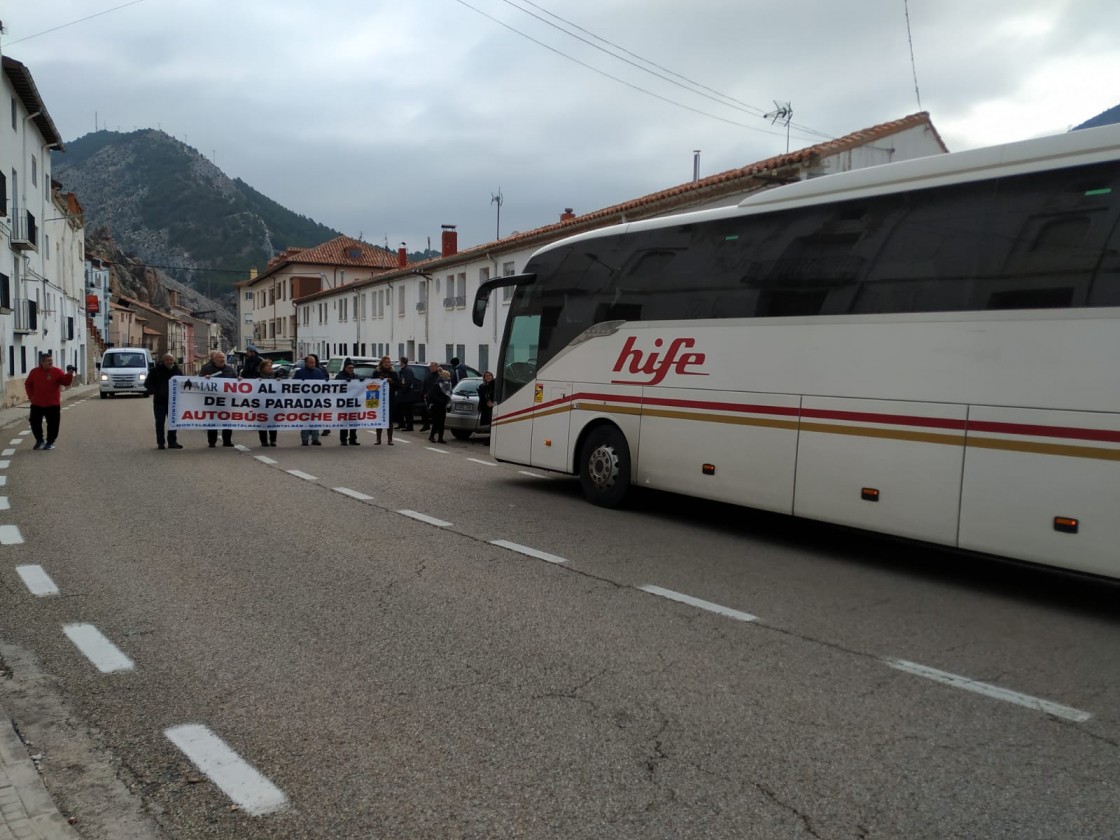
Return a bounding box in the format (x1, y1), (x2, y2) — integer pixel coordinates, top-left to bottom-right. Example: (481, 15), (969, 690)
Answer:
(586, 442), (620, 491)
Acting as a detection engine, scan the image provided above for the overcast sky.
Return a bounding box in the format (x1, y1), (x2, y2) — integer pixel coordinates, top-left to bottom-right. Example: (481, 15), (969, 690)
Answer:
(8, 0), (1120, 252)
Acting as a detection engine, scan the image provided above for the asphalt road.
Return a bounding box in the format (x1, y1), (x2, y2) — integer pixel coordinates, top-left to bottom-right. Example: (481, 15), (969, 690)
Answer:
(1, 393), (1118, 839)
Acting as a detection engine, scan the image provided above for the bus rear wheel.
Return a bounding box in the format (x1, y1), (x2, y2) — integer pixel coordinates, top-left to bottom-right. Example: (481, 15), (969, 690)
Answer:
(579, 425), (631, 508)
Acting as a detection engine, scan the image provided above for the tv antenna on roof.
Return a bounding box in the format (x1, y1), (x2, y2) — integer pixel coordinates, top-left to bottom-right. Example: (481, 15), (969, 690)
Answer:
(764, 100), (793, 153)
(491, 188), (503, 240)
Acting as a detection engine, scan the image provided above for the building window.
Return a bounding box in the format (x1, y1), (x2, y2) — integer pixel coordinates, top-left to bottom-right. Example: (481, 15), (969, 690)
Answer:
(245, 290), (253, 301)
(398, 287), (405, 316)
(10, 97), (16, 131)
(445, 344), (453, 362)
(478, 344), (489, 372)
(31, 156), (37, 187)
(502, 261), (516, 301)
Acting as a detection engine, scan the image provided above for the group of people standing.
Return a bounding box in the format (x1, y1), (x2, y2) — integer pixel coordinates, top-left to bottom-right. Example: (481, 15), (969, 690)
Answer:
(145, 347), (494, 450)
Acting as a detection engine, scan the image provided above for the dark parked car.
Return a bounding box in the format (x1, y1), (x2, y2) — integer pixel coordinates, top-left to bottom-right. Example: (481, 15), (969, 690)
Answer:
(395, 362), (482, 428)
(444, 377), (489, 440)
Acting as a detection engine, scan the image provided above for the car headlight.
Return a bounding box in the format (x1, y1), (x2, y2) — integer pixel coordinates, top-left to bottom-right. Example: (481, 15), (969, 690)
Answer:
(138, 373), (146, 382)
(100, 373), (108, 382)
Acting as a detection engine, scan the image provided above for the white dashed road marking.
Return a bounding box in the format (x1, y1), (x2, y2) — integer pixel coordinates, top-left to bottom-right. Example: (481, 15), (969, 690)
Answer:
(0, 524), (23, 545)
(165, 724), (288, 816)
(491, 540), (568, 564)
(518, 471), (547, 479)
(255, 456), (278, 465)
(234, 444), (251, 452)
(16, 565), (60, 596)
(286, 470), (318, 481)
(398, 510), (451, 528)
(0, 497), (8, 511)
(9, 438), (23, 445)
(467, 458), (497, 467)
(334, 487), (374, 501)
(883, 658), (1091, 723)
(425, 446), (450, 454)
(0, 460), (10, 469)
(62, 623), (135, 673)
(0, 476), (7, 488)
(18, 431), (30, 436)
(639, 585), (758, 623)
(2, 448), (14, 456)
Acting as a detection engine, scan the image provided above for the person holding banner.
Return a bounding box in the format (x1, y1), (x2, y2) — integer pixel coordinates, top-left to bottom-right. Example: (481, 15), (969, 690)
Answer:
(200, 350), (237, 448)
(294, 353), (328, 446)
(426, 368), (453, 444)
(250, 357), (279, 448)
(374, 355), (399, 446)
(335, 358), (363, 447)
(144, 352), (184, 450)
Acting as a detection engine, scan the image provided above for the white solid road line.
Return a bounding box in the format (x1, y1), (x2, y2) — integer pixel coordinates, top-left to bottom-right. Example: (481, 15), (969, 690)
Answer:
(16, 565), (59, 596)
(165, 724), (288, 816)
(639, 585), (759, 623)
(491, 540), (568, 564)
(2, 448), (14, 456)
(467, 458), (497, 467)
(883, 658), (1092, 723)
(425, 446), (450, 454)
(334, 487), (373, 501)
(286, 470), (318, 481)
(398, 510), (452, 528)
(0, 524), (23, 545)
(254, 456), (278, 465)
(62, 623), (135, 673)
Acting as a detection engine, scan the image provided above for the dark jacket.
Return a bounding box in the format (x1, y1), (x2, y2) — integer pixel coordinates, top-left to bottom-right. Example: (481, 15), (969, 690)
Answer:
(477, 380), (495, 424)
(293, 364), (329, 382)
(398, 365), (418, 402)
(335, 369), (362, 382)
(376, 366), (399, 393)
(426, 377), (452, 407)
(200, 361), (236, 379)
(241, 353), (262, 378)
(145, 361), (183, 401)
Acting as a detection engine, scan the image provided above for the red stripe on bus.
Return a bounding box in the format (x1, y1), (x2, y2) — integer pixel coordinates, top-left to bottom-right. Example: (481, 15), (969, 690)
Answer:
(498, 389), (1120, 444)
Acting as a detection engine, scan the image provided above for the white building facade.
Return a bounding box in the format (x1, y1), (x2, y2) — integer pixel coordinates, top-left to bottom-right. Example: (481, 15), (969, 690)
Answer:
(1, 56), (88, 406)
(295, 113), (949, 373)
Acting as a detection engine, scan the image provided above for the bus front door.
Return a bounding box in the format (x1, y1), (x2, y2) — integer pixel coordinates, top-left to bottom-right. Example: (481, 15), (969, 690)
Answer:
(530, 382), (573, 472)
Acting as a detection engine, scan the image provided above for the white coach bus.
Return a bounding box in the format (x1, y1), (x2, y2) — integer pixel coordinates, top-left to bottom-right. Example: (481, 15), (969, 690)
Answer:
(472, 123), (1120, 579)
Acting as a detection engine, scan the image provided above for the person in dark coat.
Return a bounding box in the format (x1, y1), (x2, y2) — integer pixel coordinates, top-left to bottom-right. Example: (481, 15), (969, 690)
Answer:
(241, 344), (262, 379)
(293, 353), (328, 446)
(200, 350), (236, 448)
(335, 358), (363, 446)
(247, 357), (278, 448)
(450, 356), (468, 385)
(419, 361), (440, 431)
(145, 352), (184, 450)
(396, 355), (418, 431)
(373, 355), (399, 445)
(426, 368), (453, 444)
(476, 370), (496, 430)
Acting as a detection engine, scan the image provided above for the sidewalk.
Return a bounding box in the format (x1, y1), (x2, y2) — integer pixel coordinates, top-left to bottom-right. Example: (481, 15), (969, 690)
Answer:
(0, 721), (79, 840)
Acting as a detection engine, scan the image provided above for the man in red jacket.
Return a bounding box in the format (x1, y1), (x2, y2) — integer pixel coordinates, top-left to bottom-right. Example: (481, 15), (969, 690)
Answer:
(24, 352), (75, 450)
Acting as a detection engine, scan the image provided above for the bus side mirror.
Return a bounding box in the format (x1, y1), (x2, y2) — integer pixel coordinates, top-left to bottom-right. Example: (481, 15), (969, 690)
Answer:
(472, 290), (491, 327)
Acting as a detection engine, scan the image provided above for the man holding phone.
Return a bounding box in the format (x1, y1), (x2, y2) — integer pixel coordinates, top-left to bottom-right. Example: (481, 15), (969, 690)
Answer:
(24, 352), (76, 450)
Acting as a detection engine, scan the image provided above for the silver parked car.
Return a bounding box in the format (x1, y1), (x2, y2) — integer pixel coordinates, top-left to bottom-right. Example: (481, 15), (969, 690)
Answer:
(444, 377), (489, 440)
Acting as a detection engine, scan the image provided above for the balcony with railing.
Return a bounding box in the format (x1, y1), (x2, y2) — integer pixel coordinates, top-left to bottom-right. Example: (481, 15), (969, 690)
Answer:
(443, 297), (455, 310)
(9, 208), (38, 252)
(13, 299), (38, 334)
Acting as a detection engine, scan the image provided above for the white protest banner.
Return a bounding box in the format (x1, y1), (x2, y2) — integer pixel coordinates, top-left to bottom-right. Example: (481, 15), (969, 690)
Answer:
(168, 377), (389, 430)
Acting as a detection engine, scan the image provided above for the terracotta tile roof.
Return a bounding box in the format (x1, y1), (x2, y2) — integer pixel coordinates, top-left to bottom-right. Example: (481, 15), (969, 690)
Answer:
(249, 236), (398, 284)
(296, 112), (944, 303)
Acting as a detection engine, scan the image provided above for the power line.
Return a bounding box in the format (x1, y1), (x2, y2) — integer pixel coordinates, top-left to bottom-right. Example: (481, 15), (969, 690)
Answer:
(452, 0), (824, 143)
(5, 0), (147, 45)
(497, 0), (836, 141)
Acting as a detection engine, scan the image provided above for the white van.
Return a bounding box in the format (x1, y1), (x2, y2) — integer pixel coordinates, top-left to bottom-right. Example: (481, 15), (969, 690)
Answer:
(99, 347), (154, 398)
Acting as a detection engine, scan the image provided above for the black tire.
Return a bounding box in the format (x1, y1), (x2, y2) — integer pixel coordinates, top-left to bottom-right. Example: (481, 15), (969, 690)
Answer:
(450, 429), (471, 441)
(99, 392), (107, 399)
(578, 425), (631, 508)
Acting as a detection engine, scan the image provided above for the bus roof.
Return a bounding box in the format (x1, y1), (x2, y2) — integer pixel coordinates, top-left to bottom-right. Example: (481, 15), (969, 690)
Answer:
(531, 122), (1120, 256)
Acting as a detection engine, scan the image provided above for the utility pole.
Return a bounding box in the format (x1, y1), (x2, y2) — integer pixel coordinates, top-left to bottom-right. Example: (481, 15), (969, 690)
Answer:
(491, 188), (503, 240)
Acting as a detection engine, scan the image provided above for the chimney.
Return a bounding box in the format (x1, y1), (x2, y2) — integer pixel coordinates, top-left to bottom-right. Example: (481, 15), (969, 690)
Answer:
(397, 243), (407, 268)
(560, 208), (575, 222)
(441, 225), (457, 257)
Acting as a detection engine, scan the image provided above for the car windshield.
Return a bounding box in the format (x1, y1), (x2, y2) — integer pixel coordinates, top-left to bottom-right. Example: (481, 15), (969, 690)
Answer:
(453, 378), (481, 395)
(103, 353), (145, 368)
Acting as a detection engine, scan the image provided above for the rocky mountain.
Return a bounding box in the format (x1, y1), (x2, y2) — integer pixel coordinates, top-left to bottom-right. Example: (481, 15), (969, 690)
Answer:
(85, 226), (238, 348)
(51, 129), (342, 300)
